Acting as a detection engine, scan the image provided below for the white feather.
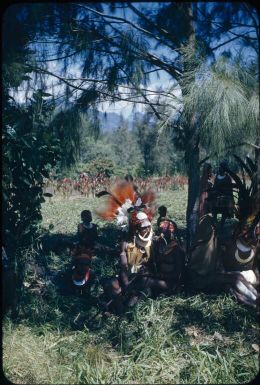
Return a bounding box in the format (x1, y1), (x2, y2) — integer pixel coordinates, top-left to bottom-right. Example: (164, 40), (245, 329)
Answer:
(116, 199), (134, 229)
(135, 197), (142, 207)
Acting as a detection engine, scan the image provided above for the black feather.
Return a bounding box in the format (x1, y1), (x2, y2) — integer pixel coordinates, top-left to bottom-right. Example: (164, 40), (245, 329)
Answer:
(96, 190), (110, 198)
(226, 168), (247, 195)
(233, 154), (253, 179)
(246, 156), (257, 173)
(95, 190), (122, 206)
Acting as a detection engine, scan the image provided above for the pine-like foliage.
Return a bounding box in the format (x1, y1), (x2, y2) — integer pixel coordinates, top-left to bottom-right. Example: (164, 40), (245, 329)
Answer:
(181, 57), (259, 154)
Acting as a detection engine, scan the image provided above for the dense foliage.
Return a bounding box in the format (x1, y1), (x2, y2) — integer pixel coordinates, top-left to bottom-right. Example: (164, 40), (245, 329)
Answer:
(2, 91), (60, 292)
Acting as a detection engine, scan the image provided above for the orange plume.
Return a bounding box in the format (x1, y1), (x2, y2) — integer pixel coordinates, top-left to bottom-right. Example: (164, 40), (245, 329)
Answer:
(141, 189), (156, 206)
(111, 181), (136, 205)
(96, 181), (136, 220)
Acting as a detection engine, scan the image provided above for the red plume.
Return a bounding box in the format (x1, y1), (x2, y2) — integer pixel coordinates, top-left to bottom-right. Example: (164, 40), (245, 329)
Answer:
(141, 189), (156, 219)
(141, 189), (156, 206)
(96, 181), (136, 221)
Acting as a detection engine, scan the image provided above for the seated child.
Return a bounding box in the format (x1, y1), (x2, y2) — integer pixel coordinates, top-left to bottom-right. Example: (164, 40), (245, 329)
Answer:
(77, 210), (98, 249)
(70, 210), (98, 295)
(157, 206), (178, 238)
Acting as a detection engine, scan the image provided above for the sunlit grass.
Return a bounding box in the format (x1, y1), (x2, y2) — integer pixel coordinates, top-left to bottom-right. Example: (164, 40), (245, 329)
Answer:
(3, 189), (259, 384)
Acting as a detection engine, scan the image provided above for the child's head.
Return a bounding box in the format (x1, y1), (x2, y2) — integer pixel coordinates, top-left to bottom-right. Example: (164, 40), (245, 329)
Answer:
(158, 205), (167, 217)
(81, 210), (92, 223)
(124, 174), (134, 182)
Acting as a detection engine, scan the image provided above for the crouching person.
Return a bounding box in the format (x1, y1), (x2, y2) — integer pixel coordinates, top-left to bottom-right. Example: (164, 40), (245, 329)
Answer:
(70, 247), (96, 297)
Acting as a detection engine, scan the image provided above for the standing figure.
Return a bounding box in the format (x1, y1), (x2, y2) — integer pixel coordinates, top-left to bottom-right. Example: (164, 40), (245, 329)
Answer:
(186, 156), (259, 308)
(198, 163), (214, 218)
(211, 161), (235, 231)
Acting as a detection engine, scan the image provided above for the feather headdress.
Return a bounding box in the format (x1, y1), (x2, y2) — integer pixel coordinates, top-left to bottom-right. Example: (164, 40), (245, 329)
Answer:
(227, 155), (258, 222)
(96, 181), (156, 231)
(226, 155), (259, 240)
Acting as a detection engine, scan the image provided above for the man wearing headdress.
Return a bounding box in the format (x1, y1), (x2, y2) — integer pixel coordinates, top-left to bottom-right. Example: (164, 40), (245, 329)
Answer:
(96, 180), (156, 311)
(210, 161), (235, 231)
(96, 181), (186, 311)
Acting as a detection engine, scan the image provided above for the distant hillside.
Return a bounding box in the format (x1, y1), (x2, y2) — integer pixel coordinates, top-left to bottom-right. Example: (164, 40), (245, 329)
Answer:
(98, 111), (144, 132)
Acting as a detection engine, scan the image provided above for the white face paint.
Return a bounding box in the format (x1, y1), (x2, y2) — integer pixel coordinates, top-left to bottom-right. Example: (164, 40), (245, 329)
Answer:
(136, 228), (153, 246)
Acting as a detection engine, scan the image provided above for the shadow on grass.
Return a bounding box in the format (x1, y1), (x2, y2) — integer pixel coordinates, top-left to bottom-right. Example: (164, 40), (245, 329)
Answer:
(40, 232), (76, 254)
(10, 224), (258, 349)
(12, 225), (123, 331)
(170, 295), (258, 335)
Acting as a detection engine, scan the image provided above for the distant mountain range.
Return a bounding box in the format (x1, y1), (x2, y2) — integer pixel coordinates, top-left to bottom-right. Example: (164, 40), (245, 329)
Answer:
(98, 111), (144, 132)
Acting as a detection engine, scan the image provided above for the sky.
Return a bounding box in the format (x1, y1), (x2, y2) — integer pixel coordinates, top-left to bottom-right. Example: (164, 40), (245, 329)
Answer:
(11, 2), (259, 119)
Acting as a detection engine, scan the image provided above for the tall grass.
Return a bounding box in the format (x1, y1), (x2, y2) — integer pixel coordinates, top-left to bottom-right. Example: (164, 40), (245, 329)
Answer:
(3, 190), (259, 384)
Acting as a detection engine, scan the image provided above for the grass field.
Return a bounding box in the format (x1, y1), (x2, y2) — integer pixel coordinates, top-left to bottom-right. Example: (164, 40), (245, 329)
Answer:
(3, 189), (259, 384)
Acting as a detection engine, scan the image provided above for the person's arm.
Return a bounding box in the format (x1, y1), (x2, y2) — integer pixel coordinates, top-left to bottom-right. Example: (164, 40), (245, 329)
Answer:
(173, 221), (182, 245)
(93, 224), (98, 242)
(77, 223), (84, 244)
(119, 241), (129, 290)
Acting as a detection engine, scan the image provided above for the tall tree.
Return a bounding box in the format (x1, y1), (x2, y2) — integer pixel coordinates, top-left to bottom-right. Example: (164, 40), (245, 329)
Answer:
(5, 2), (259, 246)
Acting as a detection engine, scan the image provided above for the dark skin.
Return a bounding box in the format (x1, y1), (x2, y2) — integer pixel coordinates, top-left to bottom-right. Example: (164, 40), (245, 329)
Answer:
(212, 165), (234, 231)
(120, 226), (185, 300)
(119, 225), (152, 289)
(77, 211), (98, 249)
(186, 214), (258, 307)
(81, 211), (92, 224)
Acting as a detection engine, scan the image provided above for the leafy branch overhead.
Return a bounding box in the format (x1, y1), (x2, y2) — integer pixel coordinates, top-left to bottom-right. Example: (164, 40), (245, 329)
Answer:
(2, 2), (259, 281)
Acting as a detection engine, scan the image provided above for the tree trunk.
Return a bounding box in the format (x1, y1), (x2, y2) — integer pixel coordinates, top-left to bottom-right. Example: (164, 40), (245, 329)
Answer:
(255, 135), (260, 192)
(185, 131), (200, 251)
(183, 3), (201, 251)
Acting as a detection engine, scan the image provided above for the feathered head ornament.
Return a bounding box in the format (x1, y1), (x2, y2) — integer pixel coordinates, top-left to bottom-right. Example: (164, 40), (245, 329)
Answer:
(96, 181), (156, 232)
(226, 155), (258, 222)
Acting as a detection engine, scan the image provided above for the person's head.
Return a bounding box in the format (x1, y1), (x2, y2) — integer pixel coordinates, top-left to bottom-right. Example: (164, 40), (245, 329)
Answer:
(125, 174), (134, 183)
(135, 212), (152, 238)
(74, 257), (90, 275)
(203, 163), (212, 177)
(101, 277), (121, 298)
(72, 255), (91, 286)
(218, 161), (228, 175)
(158, 205), (167, 217)
(81, 210), (92, 223)
(138, 224), (152, 238)
(158, 219), (176, 243)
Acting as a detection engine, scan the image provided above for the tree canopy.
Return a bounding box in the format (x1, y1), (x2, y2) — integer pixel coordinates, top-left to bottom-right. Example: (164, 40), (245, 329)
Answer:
(3, 2), (259, 258)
